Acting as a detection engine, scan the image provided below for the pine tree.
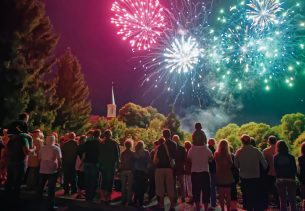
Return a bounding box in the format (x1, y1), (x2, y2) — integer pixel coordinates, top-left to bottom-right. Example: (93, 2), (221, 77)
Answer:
(0, 0), (61, 130)
(53, 48), (92, 134)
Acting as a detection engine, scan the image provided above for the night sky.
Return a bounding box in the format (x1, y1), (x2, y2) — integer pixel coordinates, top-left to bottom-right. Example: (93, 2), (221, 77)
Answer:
(45, 0), (305, 130)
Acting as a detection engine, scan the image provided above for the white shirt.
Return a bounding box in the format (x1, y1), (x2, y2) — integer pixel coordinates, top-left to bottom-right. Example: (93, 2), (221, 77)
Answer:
(188, 145), (212, 173)
(39, 144), (62, 174)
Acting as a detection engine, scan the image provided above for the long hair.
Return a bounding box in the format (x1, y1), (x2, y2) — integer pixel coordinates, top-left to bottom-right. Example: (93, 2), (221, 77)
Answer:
(215, 139), (230, 158)
(276, 140), (289, 154)
(135, 141), (145, 152)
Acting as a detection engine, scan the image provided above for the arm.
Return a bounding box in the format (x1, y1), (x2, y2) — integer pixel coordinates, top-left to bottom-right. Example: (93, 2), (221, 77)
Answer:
(258, 151), (268, 169)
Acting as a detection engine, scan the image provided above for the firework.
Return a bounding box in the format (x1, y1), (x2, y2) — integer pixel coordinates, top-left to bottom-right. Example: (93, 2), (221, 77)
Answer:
(209, 0), (305, 92)
(111, 0), (167, 51)
(246, 0), (283, 31)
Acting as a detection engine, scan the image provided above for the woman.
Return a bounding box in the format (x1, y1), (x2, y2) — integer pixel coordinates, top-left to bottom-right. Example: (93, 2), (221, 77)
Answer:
(274, 141), (297, 211)
(214, 140), (234, 211)
(188, 135), (213, 211)
(298, 143), (305, 211)
(133, 141), (150, 208)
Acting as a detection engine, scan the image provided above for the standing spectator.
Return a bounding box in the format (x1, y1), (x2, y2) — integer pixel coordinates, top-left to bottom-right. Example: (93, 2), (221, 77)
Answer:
(8, 112), (29, 135)
(61, 132), (78, 195)
(75, 135), (86, 199)
(172, 135), (186, 203)
(229, 146), (239, 211)
(263, 136), (278, 207)
(120, 140), (135, 205)
(133, 141), (150, 208)
(188, 131), (213, 211)
(274, 141), (297, 211)
(298, 143), (305, 211)
(184, 141), (192, 200)
(147, 140), (159, 202)
(26, 129), (44, 190)
(192, 122), (207, 145)
(235, 134), (267, 211)
(98, 129), (120, 203)
(155, 129), (177, 211)
(214, 140), (234, 211)
(38, 135), (62, 210)
(82, 129), (100, 201)
(208, 138), (217, 209)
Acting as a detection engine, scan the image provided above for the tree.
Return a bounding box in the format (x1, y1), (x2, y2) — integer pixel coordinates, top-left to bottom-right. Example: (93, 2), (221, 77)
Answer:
(163, 105), (184, 139)
(0, 0), (60, 130)
(94, 117), (126, 140)
(281, 113), (305, 143)
(118, 103), (151, 128)
(53, 48), (91, 134)
(215, 123), (240, 150)
(293, 131), (305, 157)
(239, 122), (271, 148)
(125, 127), (160, 149)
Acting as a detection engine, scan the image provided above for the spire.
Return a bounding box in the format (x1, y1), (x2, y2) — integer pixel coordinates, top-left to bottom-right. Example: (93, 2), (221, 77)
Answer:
(111, 82), (115, 105)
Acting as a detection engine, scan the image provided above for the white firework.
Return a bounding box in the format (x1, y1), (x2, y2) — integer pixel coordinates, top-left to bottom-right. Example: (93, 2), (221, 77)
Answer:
(164, 36), (202, 74)
(246, 0), (282, 30)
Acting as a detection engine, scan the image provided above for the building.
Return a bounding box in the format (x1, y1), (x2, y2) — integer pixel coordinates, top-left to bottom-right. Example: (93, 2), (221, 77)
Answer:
(107, 83), (116, 119)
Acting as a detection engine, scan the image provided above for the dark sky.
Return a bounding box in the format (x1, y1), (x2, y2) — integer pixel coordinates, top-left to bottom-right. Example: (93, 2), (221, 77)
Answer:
(45, 0), (305, 127)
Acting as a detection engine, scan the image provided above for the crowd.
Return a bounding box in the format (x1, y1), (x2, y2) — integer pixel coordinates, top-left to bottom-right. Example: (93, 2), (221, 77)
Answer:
(1, 113), (305, 211)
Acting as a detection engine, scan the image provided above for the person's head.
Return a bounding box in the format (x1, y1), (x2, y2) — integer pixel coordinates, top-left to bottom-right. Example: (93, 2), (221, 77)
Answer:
(3, 129), (8, 136)
(162, 129), (171, 140)
(125, 140), (132, 150)
(240, 134), (251, 145)
(135, 141), (145, 152)
(69, 132), (76, 140)
(158, 137), (165, 145)
(250, 137), (256, 147)
(79, 135), (87, 145)
(86, 130), (94, 138)
(172, 135), (180, 144)
(93, 129), (102, 138)
(104, 129), (112, 139)
(31, 129), (41, 139)
(46, 135), (56, 146)
(301, 143), (305, 156)
(216, 139), (230, 155)
(184, 141), (192, 150)
(208, 138), (216, 147)
(268, 135), (277, 146)
(195, 122), (202, 130)
(18, 112), (29, 123)
(276, 140), (289, 154)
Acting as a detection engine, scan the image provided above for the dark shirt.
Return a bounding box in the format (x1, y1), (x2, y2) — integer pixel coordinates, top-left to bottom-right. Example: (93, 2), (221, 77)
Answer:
(298, 155), (305, 185)
(156, 139), (177, 169)
(8, 120), (29, 135)
(174, 144), (186, 175)
(208, 145), (216, 174)
(61, 139), (78, 167)
(7, 134), (29, 164)
(274, 153), (297, 179)
(134, 150), (150, 171)
(120, 149), (135, 171)
(82, 137), (100, 164)
(99, 138), (120, 169)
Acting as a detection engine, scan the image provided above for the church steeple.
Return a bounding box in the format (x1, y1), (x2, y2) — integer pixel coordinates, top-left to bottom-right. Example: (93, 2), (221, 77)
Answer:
(107, 82), (116, 118)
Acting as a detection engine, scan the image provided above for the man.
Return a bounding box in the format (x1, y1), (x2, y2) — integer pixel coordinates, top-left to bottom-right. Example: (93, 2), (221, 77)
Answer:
(82, 129), (100, 201)
(155, 129), (177, 211)
(98, 129), (120, 203)
(8, 112), (29, 135)
(208, 138), (217, 209)
(172, 135), (186, 203)
(235, 134), (268, 211)
(263, 135), (278, 207)
(61, 132), (78, 195)
(38, 135), (62, 210)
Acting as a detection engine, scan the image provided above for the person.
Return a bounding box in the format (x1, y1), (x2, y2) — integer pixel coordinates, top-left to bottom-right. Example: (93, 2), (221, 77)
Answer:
(214, 140), (234, 211)
(172, 135), (186, 203)
(98, 129), (120, 203)
(75, 135), (86, 199)
(155, 129), (177, 211)
(133, 141), (150, 208)
(274, 141), (297, 211)
(235, 134), (267, 211)
(188, 131), (213, 211)
(263, 136), (278, 207)
(147, 140), (159, 202)
(82, 129), (100, 201)
(184, 141), (192, 200)
(208, 138), (217, 209)
(8, 112), (30, 135)
(298, 143), (305, 211)
(192, 122), (207, 145)
(230, 146), (239, 211)
(61, 132), (78, 195)
(26, 129), (44, 190)
(120, 140), (135, 205)
(37, 135), (62, 210)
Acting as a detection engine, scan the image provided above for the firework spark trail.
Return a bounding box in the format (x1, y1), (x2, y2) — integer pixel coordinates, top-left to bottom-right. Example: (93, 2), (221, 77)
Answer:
(111, 0), (167, 51)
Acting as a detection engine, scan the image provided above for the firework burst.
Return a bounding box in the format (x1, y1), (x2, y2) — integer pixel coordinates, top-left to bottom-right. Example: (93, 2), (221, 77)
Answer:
(111, 0), (167, 51)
